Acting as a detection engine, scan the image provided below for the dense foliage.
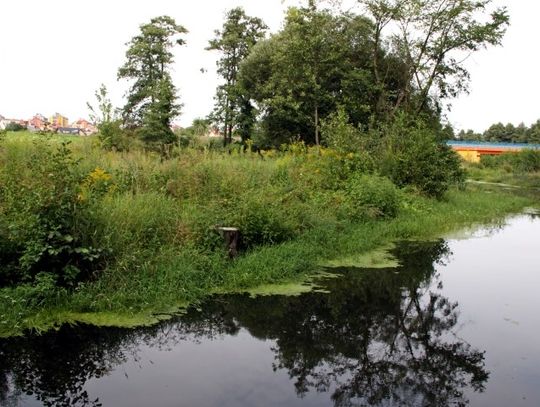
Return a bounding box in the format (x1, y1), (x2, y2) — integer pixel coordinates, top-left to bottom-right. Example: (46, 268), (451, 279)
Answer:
(0, 133), (461, 292)
(0, 141), (105, 289)
(3, 122), (25, 132)
(239, 8), (387, 146)
(376, 115), (465, 197)
(0, 134), (533, 336)
(98, 2), (507, 159)
(237, 0), (508, 146)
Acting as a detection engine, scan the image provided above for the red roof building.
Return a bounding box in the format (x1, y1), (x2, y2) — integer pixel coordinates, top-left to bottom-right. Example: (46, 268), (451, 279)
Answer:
(28, 114), (50, 131)
(71, 118), (97, 135)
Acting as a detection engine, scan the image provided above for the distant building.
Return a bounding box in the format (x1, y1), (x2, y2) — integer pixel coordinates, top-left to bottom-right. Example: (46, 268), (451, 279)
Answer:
(71, 118), (97, 135)
(28, 113), (50, 132)
(0, 118), (28, 130)
(50, 113), (69, 129)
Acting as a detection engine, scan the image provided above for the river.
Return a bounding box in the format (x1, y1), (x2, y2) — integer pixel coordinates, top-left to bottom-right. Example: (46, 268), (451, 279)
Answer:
(1, 214), (539, 407)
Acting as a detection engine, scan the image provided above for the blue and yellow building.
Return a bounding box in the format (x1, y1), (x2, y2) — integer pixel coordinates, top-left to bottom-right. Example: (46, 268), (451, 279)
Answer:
(447, 141), (540, 163)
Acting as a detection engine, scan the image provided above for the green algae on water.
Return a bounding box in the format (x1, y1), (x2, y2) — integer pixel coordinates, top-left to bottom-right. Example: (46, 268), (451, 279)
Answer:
(245, 282), (318, 297)
(0, 302), (190, 338)
(243, 270), (340, 298)
(321, 245), (399, 269)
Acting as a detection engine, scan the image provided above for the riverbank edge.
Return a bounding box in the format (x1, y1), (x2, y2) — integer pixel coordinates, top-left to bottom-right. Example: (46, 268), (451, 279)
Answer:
(0, 186), (535, 338)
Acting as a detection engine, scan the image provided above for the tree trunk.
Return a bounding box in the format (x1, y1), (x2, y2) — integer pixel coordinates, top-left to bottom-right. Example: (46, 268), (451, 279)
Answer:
(217, 227), (240, 258)
(314, 104), (320, 147)
(223, 107), (230, 147)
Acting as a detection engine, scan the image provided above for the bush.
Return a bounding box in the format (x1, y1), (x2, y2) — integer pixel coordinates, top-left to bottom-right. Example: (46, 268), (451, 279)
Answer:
(377, 116), (465, 198)
(515, 150), (540, 172)
(481, 150), (540, 173)
(321, 108), (365, 153)
(0, 140), (106, 287)
(345, 174), (401, 220)
(97, 120), (132, 151)
(320, 149), (374, 190)
(233, 195), (296, 249)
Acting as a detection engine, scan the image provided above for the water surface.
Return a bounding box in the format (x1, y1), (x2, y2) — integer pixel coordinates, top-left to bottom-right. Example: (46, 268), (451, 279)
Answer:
(1, 215), (539, 407)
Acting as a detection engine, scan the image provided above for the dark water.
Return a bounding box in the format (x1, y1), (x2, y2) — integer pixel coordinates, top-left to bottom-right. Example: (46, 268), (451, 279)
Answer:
(1, 215), (539, 407)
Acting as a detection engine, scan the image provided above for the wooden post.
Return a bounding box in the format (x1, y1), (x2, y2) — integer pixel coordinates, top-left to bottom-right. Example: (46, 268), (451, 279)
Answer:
(217, 227), (240, 258)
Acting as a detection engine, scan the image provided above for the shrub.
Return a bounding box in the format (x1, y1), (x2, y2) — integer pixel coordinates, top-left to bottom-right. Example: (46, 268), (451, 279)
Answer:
(208, 138), (226, 151)
(515, 150), (540, 172)
(482, 150), (540, 173)
(321, 107), (365, 153)
(377, 116), (465, 198)
(317, 149), (374, 190)
(233, 197), (296, 249)
(97, 120), (132, 151)
(345, 174), (401, 220)
(0, 140), (105, 287)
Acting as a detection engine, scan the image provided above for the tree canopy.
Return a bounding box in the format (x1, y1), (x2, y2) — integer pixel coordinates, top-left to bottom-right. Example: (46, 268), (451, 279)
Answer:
(360, 0), (509, 116)
(240, 7), (382, 146)
(236, 0), (508, 147)
(456, 120), (540, 144)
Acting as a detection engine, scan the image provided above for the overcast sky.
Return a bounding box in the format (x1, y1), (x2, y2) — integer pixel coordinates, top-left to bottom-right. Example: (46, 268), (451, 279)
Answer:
(0, 0), (537, 132)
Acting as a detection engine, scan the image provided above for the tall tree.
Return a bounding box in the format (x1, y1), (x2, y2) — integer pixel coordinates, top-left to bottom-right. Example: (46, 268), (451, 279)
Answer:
(118, 16), (187, 147)
(207, 7), (267, 145)
(360, 0), (509, 117)
(291, 1), (326, 146)
(483, 122), (517, 143)
(527, 120), (540, 144)
(513, 123), (527, 143)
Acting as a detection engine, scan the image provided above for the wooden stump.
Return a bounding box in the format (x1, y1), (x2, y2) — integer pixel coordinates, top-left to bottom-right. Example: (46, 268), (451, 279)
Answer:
(217, 227), (240, 258)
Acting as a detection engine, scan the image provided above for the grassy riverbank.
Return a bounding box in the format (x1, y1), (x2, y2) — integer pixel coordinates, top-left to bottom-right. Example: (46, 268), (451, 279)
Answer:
(0, 134), (535, 337)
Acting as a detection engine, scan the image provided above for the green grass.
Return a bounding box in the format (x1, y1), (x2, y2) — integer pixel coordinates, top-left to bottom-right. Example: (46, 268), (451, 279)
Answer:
(0, 135), (536, 337)
(0, 130), (87, 145)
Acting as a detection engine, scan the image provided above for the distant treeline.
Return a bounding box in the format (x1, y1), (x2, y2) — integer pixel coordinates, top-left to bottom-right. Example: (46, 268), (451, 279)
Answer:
(456, 121), (540, 144)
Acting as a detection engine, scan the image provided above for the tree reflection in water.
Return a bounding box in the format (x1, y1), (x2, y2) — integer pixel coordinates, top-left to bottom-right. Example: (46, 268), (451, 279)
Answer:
(0, 240), (488, 407)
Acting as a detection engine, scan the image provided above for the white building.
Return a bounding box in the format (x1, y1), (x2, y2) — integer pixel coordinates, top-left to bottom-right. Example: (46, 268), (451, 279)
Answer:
(0, 114), (7, 130)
